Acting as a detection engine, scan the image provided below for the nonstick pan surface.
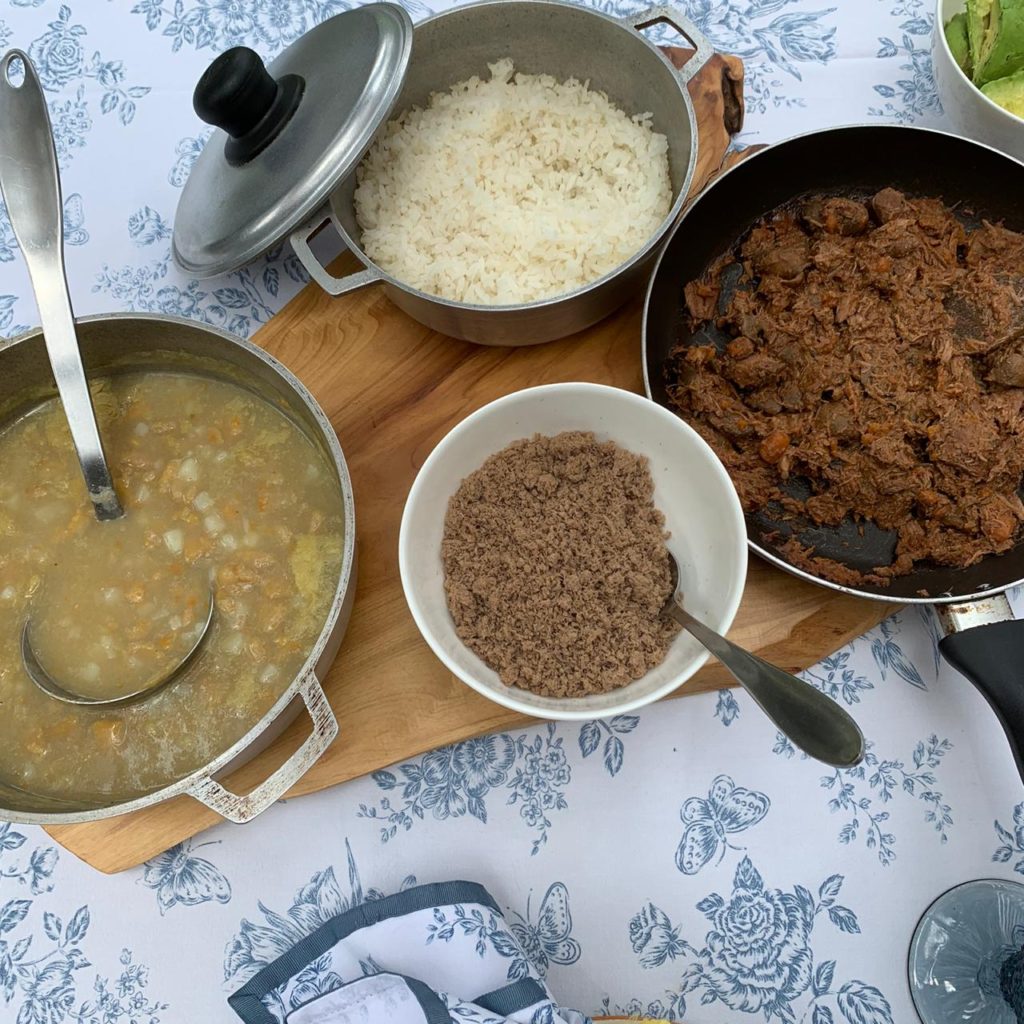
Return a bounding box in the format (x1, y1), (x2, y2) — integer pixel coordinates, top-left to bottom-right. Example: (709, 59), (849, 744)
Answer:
(643, 125), (1024, 605)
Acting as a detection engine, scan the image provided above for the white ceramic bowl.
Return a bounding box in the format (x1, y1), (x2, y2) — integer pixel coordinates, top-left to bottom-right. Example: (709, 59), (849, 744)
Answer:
(398, 382), (748, 720)
(933, 0), (1024, 160)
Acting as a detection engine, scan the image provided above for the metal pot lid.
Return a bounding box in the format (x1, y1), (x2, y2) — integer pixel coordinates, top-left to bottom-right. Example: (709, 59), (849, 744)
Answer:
(173, 3), (412, 278)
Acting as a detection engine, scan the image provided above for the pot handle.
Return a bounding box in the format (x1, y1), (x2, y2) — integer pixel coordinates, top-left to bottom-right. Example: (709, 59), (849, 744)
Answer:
(289, 211), (382, 297)
(185, 672), (338, 823)
(624, 6), (714, 86)
(938, 596), (1024, 785)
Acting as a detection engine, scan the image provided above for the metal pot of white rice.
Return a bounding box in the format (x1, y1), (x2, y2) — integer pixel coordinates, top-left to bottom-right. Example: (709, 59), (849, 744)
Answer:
(176, 0), (711, 346)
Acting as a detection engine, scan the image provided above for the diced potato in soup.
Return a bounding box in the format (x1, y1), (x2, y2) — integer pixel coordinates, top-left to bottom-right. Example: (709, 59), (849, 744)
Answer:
(0, 372), (345, 802)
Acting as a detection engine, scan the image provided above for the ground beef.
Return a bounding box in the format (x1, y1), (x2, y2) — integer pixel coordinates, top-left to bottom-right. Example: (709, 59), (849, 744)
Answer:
(664, 188), (1024, 588)
(441, 431), (680, 697)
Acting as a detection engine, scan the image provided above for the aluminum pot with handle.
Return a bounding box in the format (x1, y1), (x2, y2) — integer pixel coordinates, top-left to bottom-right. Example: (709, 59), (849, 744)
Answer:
(174, 0), (713, 346)
(0, 313), (357, 826)
(0, 51), (356, 826)
(641, 125), (1024, 785)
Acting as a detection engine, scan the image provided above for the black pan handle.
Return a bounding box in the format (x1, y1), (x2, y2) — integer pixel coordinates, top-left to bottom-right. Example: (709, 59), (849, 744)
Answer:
(940, 618), (1024, 784)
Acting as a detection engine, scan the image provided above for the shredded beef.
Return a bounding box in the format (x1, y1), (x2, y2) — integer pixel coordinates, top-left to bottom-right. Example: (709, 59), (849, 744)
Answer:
(664, 189), (1024, 587)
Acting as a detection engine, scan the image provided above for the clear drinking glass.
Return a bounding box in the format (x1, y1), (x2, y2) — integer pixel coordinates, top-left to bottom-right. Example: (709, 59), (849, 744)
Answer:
(910, 879), (1024, 1023)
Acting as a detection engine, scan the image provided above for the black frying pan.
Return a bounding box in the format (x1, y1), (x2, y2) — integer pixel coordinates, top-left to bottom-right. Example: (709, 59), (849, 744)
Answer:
(642, 125), (1024, 782)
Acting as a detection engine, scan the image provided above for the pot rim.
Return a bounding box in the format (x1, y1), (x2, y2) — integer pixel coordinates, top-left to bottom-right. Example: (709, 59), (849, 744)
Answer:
(328, 0), (702, 314)
(0, 311), (357, 824)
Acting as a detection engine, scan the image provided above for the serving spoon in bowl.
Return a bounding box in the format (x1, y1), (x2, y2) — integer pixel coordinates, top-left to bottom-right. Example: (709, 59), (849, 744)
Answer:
(0, 50), (213, 707)
(663, 552), (865, 768)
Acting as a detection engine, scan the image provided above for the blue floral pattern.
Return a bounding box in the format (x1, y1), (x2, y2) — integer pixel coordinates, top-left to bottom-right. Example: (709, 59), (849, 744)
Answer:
(140, 839), (231, 914)
(802, 649), (876, 706)
(44, 85), (89, 163)
(427, 904), (531, 982)
(914, 606), (944, 675)
(676, 775), (770, 875)
(577, 716), (638, 777)
(0, 3), (149, 282)
(598, 994), (676, 1021)
(361, 725), (571, 855)
(127, 206), (171, 248)
(714, 689), (741, 726)
(993, 803), (1024, 872)
(65, 949), (167, 1024)
(129, 0), (434, 54)
(168, 133), (209, 187)
(29, 5), (150, 125)
(276, 953), (345, 1015)
(0, 824), (56, 898)
(629, 859), (889, 1024)
(868, 0), (941, 122)
(92, 242), (302, 338)
(818, 736), (953, 865)
(0, 822), (166, 1024)
(870, 616), (928, 690)
(510, 883), (582, 977)
(592, 0), (837, 119)
(0, 194), (86, 268)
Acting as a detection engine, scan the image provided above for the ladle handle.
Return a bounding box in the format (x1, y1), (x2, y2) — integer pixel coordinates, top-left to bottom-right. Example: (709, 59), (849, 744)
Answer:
(0, 51), (122, 520)
(666, 601), (865, 768)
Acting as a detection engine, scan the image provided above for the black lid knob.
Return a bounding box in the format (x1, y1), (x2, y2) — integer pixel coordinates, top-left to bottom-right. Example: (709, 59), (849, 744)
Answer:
(193, 47), (304, 167)
(194, 47), (276, 137)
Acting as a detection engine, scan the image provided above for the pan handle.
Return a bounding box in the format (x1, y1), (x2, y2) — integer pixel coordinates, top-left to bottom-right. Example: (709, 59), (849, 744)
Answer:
(624, 6), (714, 86)
(290, 211), (382, 297)
(186, 672), (338, 823)
(938, 596), (1024, 785)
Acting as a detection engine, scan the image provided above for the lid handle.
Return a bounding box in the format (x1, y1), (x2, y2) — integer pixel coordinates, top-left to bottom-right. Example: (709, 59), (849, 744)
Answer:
(193, 47), (304, 167)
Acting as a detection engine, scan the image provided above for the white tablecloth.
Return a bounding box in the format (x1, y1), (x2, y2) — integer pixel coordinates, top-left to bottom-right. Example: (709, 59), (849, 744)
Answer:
(0, 2), (1022, 1023)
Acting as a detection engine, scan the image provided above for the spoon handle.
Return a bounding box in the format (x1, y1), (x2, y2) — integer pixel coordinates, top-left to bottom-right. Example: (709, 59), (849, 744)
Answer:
(666, 601), (865, 767)
(0, 51), (122, 520)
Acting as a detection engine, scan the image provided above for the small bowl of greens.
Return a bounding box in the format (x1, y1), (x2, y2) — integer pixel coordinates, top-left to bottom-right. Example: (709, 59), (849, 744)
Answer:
(934, 0), (1024, 159)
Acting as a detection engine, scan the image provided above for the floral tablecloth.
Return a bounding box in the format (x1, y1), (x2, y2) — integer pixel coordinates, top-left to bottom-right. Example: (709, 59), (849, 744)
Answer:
(0, 2), (1020, 1024)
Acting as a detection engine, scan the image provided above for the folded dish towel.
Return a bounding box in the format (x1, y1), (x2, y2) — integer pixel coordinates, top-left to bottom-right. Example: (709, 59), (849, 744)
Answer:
(228, 880), (594, 1024)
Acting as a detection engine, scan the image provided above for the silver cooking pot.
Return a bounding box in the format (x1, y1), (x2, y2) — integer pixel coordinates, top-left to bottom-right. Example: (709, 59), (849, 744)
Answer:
(0, 313), (357, 826)
(292, 0), (711, 345)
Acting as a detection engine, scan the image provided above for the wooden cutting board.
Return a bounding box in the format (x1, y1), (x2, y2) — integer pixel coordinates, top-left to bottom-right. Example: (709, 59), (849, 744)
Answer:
(45, 49), (889, 873)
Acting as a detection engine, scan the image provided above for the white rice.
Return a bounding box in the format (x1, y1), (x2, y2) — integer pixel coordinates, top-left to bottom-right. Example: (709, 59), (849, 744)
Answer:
(353, 58), (672, 306)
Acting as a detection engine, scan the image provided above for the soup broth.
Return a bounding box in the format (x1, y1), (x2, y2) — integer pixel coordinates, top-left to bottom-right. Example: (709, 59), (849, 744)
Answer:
(0, 371), (345, 802)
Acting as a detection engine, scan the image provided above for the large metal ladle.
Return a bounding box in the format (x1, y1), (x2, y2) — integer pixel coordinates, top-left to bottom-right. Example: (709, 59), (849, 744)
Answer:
(663, 552), (865, 768)
(0, 50), (212, 707)
(0, 51), (122, 521)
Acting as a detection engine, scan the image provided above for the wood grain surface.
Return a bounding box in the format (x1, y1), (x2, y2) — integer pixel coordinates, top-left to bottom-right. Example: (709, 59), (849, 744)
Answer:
(45, 50), (889, 873)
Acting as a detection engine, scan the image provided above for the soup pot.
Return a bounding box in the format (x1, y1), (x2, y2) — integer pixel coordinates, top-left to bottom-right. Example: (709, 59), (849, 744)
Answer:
(174, 0), (712, 346)
(0, 313), (357, 826)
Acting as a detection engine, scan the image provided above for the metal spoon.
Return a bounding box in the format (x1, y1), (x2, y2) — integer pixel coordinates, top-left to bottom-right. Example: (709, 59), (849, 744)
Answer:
(663, 553), (865, 767)
(0, 50), (213, 706)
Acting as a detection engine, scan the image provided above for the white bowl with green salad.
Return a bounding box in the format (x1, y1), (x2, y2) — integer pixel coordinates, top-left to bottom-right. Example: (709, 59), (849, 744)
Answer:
(935, 0), (1024, 158)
